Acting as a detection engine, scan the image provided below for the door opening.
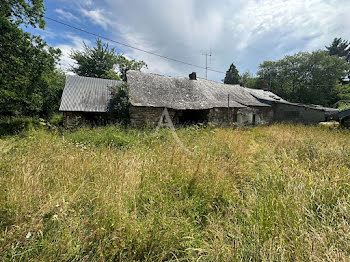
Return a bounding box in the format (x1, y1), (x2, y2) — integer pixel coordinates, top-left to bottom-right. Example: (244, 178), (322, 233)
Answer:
(178, 110), (209, 125)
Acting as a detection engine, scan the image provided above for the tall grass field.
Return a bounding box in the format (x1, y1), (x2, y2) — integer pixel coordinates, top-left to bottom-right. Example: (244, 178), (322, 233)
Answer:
(0, 124), (349, 261)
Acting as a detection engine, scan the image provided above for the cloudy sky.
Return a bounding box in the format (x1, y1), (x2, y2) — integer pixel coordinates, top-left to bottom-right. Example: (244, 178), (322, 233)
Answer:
(27, 0), (350, 82)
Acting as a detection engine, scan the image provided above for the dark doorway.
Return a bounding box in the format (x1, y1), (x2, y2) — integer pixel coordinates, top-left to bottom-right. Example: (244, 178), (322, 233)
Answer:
(252, 114), (256, 125)
(178, 109), (209, 125)
(83, 112), (108, 126)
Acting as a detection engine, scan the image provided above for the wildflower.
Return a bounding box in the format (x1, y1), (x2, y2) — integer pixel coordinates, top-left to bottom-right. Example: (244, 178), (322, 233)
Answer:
(26, 232), (32, 239)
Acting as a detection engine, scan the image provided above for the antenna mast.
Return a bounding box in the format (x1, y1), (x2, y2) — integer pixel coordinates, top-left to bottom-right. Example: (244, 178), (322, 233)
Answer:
(202, 50), (212, 79)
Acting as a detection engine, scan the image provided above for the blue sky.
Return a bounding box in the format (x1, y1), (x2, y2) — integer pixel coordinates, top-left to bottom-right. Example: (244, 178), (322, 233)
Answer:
(26, 0), (350, 82)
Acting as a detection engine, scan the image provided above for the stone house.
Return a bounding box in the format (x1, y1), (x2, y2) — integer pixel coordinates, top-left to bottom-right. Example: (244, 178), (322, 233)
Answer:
(126, 70), (272, 126)
(59, 71), (338, 127)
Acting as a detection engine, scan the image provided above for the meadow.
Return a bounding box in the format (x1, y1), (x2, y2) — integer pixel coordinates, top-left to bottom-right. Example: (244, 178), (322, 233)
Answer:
(0, 124), (349, 261)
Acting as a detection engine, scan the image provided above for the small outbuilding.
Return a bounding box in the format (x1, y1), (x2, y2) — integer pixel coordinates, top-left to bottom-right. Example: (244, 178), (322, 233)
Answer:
(246, 88), (339, 124)
(59, 75), (122, 125)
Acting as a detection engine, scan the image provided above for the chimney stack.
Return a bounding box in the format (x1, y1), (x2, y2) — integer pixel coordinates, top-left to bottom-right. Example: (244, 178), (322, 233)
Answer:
(189, 72), (197, 80)
(263, 82), (269, 91)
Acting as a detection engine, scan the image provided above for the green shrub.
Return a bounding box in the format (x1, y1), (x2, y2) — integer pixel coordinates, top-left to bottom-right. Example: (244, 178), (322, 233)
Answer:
(108, 83), (130, 124)
(49, 113), (63, 127)
(0, 117), (42, 137)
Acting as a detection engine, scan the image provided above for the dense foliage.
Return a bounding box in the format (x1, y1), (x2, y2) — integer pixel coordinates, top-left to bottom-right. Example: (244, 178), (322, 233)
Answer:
(257, 51), (350, 106)
(326, 37), (350, 62)
(224, 63), (241, 85)
(70, 39), (120, 79)
(70, 39), (147, 81)
(0, 0), (64, 117)
(108, 82), (130, 124)
(0, 0), (46, 28)
(115, 54), (147, 82)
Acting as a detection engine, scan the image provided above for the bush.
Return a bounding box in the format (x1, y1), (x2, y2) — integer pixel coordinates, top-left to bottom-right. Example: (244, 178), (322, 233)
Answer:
(49, 113), (63, 127)
(108, 82), (130, 124)
(0, 117), (42, 137)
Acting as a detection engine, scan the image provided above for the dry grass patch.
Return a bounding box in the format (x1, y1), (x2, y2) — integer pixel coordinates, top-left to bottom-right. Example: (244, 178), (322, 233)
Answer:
(0, 124), (350, 261)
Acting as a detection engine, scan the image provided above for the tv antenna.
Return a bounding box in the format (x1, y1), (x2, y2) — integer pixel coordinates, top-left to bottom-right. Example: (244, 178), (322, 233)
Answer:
(202, 50), (212, 79)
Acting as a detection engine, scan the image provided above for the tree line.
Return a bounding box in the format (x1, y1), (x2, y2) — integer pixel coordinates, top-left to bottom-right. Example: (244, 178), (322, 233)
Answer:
(224, 38), (350, 109)
(0, 0), (146, 120)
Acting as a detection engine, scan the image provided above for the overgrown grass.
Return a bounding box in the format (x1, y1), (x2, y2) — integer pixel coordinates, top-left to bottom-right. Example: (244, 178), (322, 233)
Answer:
(0, 124), (350, 261)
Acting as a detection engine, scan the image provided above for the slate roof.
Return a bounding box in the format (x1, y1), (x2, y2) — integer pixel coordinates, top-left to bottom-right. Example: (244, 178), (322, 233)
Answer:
(127, 70), (268, 110)
(59, 75), (122, 112)
(246, 87), (338, 114)
(245, 88), (288, 103)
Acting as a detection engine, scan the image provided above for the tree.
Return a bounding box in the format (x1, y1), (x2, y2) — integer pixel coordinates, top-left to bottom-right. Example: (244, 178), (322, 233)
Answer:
(0, 0), (64, 117)
(326, 37), (350, 85)
(257, 51), (350, 106)
(0, 0), (45, 28)
(224, 63), (241, 85)
(240, 71), (251, 87)
(115, 54), (147, 81)
(326, 38), (350, 61)
(336, 84), (350, 110)
(70, 39), (147, 81)
(71, 39), (119, 79)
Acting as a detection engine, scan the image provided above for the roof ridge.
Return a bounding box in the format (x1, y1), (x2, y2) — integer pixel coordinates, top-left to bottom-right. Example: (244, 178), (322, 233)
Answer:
(129, 70), (242, 87)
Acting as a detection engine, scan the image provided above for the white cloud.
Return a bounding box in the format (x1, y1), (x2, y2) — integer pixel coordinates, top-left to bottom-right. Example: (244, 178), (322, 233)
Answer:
(103, 0), (233, 79)
(79, 8), (113, 29)
(52, 0), (350, 80)
(55, 34), (91, 72)
(55, 8), (80, 22)
(102, 0), (350, 80)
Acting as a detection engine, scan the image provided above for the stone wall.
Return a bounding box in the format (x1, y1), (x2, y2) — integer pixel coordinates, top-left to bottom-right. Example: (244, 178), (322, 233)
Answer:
(237, 107), (273, 126)
(207, 108), (237, 126)
(273, 103), (326, 124)
(129, 106), (177, 127)
(63, 111), (108, 127)
(130, 106), (274, 127)
(129, 105), (276, 127)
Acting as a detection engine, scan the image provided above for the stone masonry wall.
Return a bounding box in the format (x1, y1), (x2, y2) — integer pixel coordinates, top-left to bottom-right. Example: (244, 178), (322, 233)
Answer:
(129, 106), (177, 127)
(273, 103), (325, 124)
